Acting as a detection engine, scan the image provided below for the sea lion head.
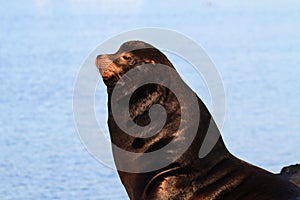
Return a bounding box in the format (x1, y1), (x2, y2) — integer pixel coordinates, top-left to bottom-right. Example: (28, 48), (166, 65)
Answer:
(95, 41), (173, 87)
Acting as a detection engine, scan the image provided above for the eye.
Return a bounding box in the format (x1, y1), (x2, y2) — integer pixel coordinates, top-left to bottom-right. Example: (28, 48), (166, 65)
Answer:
(122, 55), (131, 61)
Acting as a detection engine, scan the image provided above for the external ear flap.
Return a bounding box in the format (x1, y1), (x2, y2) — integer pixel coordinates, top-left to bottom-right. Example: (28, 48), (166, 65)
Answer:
(144, 59), (155, 64)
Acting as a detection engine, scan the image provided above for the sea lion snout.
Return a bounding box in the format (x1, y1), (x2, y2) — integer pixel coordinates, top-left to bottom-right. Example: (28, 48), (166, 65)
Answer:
(95, 54), (119, 81)
(95, 55), (111, 73)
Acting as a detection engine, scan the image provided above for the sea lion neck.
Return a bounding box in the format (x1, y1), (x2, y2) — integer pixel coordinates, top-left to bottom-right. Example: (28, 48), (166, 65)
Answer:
(106, 83), (231, 200)
(106, 73), (230, 163)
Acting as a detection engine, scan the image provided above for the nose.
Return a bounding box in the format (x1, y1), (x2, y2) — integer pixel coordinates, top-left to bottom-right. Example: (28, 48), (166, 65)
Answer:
(95, 54), (117, 81)
(95, 55), (103, 69)
(95, 55), (111, 73)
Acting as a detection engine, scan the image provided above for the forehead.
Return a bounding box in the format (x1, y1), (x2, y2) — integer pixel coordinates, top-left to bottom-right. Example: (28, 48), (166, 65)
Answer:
(117, 41), (154, 53)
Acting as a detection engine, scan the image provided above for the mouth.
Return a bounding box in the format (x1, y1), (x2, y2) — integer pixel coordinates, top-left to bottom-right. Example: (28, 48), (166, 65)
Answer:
(99, 69), (114, 80)
(95, 56), (121, 88)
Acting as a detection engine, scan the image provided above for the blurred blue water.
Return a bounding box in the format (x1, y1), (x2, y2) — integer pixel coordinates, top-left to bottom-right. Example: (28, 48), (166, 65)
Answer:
(0, 0), (300, 199)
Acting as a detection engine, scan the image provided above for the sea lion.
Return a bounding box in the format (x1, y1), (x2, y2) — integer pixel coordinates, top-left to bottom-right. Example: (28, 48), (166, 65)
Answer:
(95, 41), (300, 200)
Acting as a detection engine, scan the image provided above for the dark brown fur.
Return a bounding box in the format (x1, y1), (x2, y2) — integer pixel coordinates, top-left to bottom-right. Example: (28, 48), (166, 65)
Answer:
(281, 164), (300, 188)
(96, 41), (300, 200)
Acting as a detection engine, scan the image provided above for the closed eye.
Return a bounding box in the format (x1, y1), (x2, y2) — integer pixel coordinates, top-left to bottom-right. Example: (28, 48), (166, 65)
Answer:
(122, 55), (131, 61)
